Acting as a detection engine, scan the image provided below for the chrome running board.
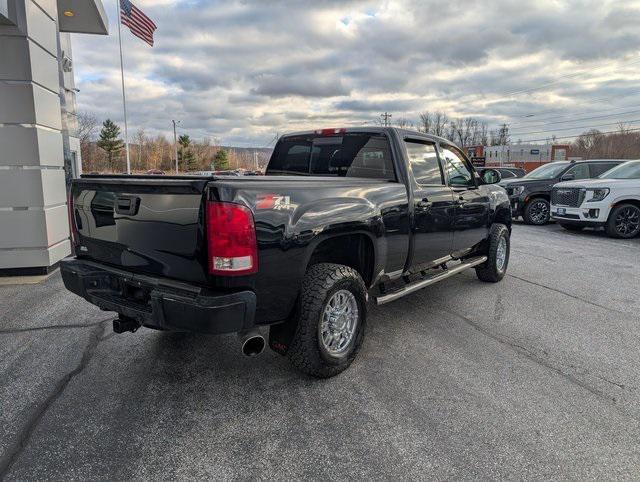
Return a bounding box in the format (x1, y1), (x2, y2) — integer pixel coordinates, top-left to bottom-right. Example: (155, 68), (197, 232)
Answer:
(375, 256), (488, 305)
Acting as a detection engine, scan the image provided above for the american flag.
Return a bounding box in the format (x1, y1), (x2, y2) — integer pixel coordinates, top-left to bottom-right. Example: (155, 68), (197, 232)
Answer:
(120, 0), (157, 47)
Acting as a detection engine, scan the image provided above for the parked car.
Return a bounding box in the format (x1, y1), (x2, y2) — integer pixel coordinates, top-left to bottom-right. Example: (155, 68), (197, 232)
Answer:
(551, 160), (640, 238)
(500, 159), (626, 225)
(62, 127), (512, 377)
(477, 167), (525, 180)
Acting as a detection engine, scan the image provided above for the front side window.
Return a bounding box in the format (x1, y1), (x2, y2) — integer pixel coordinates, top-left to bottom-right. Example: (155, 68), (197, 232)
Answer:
(267, 133), (395, 180)
(404, 140), (443, 185)
(524, 162), (569, 180)
(441, 146), (474, 187)
(564, 163), (590, 180)
(499, 169), (517, 179)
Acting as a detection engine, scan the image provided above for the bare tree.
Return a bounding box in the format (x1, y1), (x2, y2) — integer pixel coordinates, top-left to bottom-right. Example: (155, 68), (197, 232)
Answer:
(418, 112), (432, 133)
(77, 111), (99, 162)
(134, 128), (146, 171)
(434, 112), (449, 137)
(478, 122), (489, 145)
(396, 117), (414, 129)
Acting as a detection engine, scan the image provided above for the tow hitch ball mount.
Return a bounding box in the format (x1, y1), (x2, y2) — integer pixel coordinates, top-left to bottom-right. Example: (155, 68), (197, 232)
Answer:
(112, 315), (141, 334)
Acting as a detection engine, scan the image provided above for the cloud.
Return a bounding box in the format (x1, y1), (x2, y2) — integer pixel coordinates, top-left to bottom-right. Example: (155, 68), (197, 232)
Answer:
(251, 75), (349, 98)
(71, 0), (640, 146)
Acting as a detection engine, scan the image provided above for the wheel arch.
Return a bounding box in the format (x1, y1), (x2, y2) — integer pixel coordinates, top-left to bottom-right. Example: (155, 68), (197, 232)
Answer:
(493, 203), (512, 232)
(525, 192), (550, 203)
(303, 232), (376, 288)
(611, 198), (640, 211)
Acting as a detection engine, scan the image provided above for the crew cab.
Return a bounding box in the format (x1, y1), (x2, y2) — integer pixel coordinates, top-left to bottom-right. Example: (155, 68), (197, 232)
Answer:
(501, 159), (625, 225)
(62, 127), (512, 378)
(551, 160), (640, 238)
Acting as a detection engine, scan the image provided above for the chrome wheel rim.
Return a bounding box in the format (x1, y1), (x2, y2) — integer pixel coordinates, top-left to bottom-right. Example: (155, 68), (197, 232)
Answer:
(530, 201), (549, 224)
(496, 236), (507, 271)
(320, 289), (358, 355)
(615, 207), (640, 236)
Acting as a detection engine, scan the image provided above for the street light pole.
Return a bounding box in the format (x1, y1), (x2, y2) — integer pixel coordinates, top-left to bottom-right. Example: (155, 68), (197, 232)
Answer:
(172, 120), (180, 174)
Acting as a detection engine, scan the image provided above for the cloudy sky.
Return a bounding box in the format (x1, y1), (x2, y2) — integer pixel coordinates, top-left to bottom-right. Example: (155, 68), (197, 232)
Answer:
(71, 0), (640, 146)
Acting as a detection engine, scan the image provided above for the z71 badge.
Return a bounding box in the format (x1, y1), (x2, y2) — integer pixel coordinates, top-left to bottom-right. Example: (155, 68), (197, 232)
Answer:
(256, 194), (292, 210)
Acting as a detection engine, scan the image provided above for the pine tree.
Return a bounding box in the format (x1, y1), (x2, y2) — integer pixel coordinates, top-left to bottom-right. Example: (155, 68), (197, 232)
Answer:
(97, 119), (124, 171)
(213, 149), (229, 171)
(178, 134), (197, 171)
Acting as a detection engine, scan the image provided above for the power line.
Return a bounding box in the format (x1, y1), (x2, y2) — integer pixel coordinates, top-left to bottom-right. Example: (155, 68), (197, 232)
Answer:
(508, 92), (640, 126)
(511, 118), (640, 137)
(260, 132), (279, 149)
(516, 126), (640, 144)
(508, 107), (640, 130)
(430, 56), (640, 117)
(493, 57), (640, 99)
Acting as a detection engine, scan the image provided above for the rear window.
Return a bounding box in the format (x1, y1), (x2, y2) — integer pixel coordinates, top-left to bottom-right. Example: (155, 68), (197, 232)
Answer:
(266, 133), (396, 180)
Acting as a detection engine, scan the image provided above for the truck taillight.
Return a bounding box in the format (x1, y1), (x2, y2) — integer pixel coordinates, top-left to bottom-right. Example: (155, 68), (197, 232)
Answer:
(206, 201), (258, 276)
(67, 193), (78, 246)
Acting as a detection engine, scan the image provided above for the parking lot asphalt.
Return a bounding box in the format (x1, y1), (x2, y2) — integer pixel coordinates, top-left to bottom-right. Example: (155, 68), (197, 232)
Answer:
(1, 223), (639, 480)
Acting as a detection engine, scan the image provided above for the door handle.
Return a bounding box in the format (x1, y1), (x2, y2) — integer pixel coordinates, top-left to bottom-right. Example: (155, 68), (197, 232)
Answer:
(114, 196), (140, 215)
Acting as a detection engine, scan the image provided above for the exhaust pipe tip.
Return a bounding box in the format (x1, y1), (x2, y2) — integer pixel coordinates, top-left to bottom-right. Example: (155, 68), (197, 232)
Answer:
(240, 331), (265, 357)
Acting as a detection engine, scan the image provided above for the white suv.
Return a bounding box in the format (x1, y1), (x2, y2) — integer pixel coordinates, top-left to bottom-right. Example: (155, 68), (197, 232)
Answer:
(550, 160), (640, 238)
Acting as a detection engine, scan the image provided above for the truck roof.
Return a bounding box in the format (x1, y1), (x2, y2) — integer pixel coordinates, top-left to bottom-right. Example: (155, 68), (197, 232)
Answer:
(280, 126), (453, 146)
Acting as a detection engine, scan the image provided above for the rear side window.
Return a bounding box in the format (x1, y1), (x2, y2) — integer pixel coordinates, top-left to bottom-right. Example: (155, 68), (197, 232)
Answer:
(267, 134), (395, 180)
(589, 163), (620, 177)
(404, 140), (443, 185)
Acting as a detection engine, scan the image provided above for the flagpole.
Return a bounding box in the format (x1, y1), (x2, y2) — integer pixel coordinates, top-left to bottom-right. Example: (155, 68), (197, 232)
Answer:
(116, 0), (131, 174)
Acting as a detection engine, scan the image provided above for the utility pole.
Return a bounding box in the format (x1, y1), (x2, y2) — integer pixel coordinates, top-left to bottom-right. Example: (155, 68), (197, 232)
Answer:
(381, 112), (392, 126)
(172, 119), (180, 174)
(253, 151), (258, 171)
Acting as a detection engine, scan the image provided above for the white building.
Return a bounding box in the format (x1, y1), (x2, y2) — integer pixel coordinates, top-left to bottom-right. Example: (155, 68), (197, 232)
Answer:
(0, 0), (107, 275)
(484, 144), (552, 164)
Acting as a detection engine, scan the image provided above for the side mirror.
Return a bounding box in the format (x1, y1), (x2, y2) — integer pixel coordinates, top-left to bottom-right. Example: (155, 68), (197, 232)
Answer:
(481, 168), (502, 184)
(561, 173), (575, 181)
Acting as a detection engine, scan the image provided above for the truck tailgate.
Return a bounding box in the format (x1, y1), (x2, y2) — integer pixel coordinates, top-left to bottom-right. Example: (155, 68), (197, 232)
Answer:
(71, 176), (210, 284)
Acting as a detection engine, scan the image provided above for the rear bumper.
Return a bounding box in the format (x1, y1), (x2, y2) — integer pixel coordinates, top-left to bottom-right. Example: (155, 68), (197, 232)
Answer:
(60, 258), (256, 334)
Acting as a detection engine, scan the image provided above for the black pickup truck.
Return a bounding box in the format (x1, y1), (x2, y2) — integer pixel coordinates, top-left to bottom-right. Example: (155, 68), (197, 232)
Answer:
(62, 127), (512, 377)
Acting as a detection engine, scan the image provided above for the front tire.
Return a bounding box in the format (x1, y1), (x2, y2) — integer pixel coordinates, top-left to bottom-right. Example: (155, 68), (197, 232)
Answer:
(476, 223), (510, 282)
(606, 204), (640, 238)
(523, 198), (550, 225)
(287, 263), (367, 378)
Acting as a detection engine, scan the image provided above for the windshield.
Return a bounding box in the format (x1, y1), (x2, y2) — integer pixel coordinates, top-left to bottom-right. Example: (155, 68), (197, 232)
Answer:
(523, 162), (569, 180)
(598, 161), (640, 179)
(266, 133), (395, 180)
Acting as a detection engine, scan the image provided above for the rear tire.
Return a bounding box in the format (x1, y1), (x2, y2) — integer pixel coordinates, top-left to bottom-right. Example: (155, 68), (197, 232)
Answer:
(287, 263), (367, 378)
(476, 223), (510, 283)
(523, 198), (550, 225)
(559, 223), (584, 232)
(605, 204), (640, 238)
